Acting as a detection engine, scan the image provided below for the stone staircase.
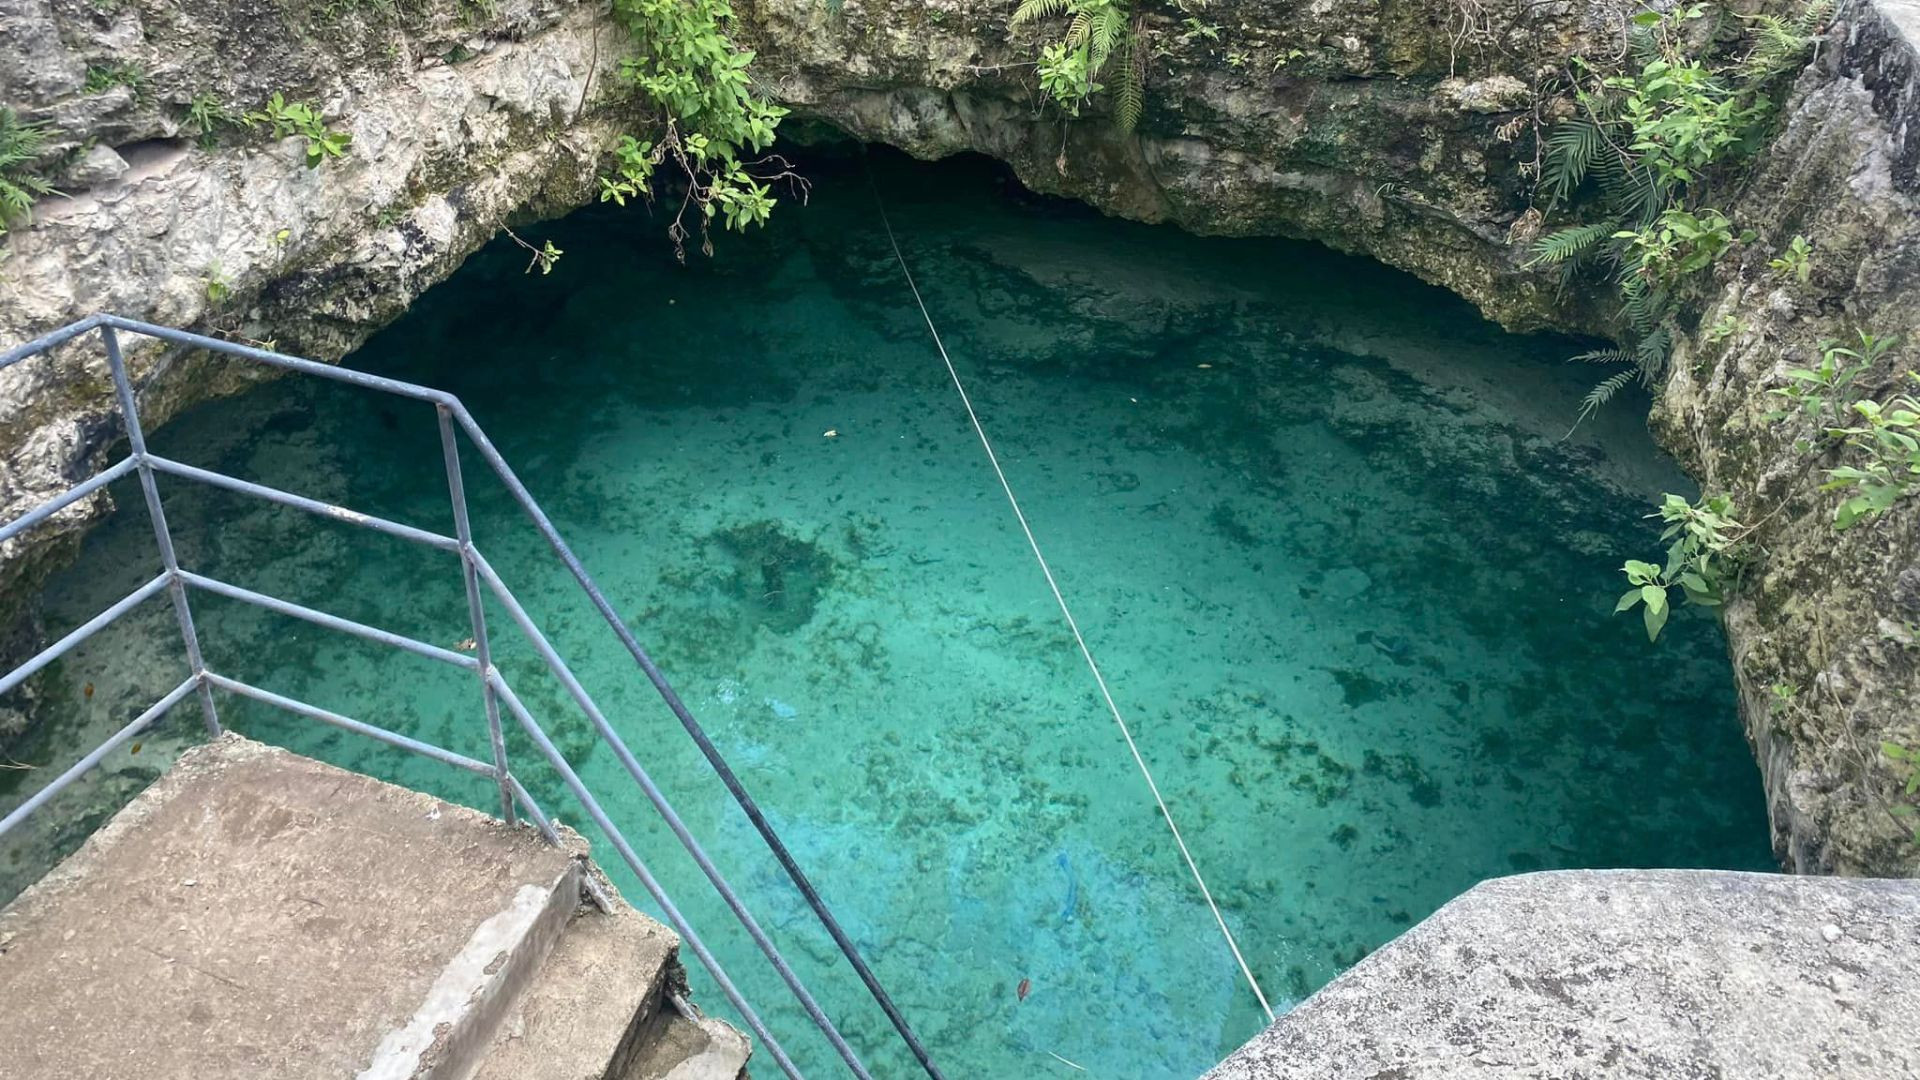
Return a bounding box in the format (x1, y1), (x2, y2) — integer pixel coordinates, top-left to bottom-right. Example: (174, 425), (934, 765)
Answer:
(0, 735), (751, 1080)
(476, 894), (751, 1080)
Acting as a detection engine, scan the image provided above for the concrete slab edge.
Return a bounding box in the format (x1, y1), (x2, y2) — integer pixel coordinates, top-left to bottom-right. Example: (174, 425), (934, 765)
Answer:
(356, 856), (585, 1080)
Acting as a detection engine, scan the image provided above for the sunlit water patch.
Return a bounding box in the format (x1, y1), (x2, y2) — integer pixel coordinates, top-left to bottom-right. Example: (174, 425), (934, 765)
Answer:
(3, 147), (1770, 1078)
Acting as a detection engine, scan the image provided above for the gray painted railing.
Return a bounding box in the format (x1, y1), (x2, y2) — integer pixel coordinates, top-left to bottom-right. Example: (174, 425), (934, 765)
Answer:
(0, 314), (947, 1080)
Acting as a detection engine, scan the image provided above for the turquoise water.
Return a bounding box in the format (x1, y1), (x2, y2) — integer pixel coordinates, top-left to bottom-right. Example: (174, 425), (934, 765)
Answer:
(4, 148), (1769, 1077)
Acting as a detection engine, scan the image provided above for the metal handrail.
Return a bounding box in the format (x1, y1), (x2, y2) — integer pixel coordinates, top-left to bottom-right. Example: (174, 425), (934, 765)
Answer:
(0, 314), (946, 1079)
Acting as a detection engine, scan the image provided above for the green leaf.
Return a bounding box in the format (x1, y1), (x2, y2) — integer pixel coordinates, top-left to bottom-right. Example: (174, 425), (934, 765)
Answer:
(1616, 589), (1644, 613)
(1641, 584), (1668, 614)
(1643, 593), (1670, 641)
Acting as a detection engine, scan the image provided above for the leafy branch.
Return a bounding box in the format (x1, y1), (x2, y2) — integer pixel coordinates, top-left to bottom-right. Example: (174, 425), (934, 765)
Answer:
(598, 0), (799, 260)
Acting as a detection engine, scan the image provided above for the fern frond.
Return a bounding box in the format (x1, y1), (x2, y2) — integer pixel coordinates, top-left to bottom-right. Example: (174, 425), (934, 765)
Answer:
(1793, 0), (1834, 36)
(1089, 5), (1124, 71)
(1573, 368), (1639, 430)
(1567, 348), (1636, 366)
(1634, 325), (1672, 383)
(1065, 10), (1092, 48)
(1592, 152), (1668, 229)
(1112, 18), (1146, 132)
(1539, 118), (1604, 208)
(0, 107), (54, 234)
(1010, 0), (1069, 28)
(1740, 0), (1830, 81)
(1527, 222), (1612, 267)
(1618, 276), (1672, 336)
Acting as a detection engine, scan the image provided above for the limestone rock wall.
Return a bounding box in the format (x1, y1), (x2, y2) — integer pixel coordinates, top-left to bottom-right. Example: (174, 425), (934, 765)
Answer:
(1657, 0), (1920, 875)
(0, 0), (633, 627)
(737, 0), (1629, 334)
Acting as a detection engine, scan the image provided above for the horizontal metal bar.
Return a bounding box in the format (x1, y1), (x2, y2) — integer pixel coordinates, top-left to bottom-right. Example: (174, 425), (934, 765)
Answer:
(177, 572), (479, 671)
(0, 456), (139, 546)
(0, 315), (104, 369)
(0, 573), (171, 699)
(487, 673), (807, 1080)
(99, 315), (458, 406)
(0, 675), (198, 840)
(144, 455), (461, 553)
(202, 673), (498, 779)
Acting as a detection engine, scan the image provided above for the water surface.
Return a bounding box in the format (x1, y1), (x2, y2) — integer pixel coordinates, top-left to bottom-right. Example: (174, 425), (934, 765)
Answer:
(3, 147), (1770, 1078)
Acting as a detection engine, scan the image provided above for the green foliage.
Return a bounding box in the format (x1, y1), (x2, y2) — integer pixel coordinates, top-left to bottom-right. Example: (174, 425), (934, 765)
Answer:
(503, 226), (564, 274)
(1767, 333), (1918, 529)
(0, 108), (57, 238)
(83, 62), (150, 103)
(1704, 312), (1744, 343)
(1528, 221), (1612, 266)
(599, 0), (795, 259)
(1881, 742), (1920, 843)
(204, 261), (233, 304)
(1739, 0), (1834, 83)
(1179, 17), (1220, 43)
(1615, 492), (1745, 642)
(186, 92), (241, 149)
(1530, 2), (1824, 424)
(1822, 372), (1920, 529)
(1602, 24), (1761, 186)
(1765, 332), (1888, 425)
(1614, 206), (1751, 288)
(1011, 0), (1146, 131)
(244, 93), (351, 168)
(1768, 233), (1813, 283)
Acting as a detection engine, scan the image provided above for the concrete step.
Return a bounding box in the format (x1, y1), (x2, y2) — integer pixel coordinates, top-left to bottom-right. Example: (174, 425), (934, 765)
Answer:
(472, 895), (679, 1080)
(619, 1000), (753, 1080)
(0, 734), (587, 1080)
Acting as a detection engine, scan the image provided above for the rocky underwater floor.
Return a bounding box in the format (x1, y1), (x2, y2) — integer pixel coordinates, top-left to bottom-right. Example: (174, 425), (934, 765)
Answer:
(1, 148), (1771, 1077)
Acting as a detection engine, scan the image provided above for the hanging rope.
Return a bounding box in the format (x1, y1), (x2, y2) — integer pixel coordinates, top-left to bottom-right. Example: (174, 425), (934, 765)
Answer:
(865, 163), (1277, 1024)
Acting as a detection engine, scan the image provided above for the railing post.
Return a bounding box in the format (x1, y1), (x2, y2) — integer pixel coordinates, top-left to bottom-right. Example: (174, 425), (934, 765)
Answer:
(438, 405), (516, 827)
(101, 326), (221, 737)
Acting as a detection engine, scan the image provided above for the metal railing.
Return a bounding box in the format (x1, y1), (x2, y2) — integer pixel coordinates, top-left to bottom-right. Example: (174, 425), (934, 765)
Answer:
(0, 314), (947, 1080)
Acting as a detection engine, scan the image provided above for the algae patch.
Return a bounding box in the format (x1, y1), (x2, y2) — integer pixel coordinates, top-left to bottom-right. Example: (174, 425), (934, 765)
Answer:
(710, 521), (838, 635)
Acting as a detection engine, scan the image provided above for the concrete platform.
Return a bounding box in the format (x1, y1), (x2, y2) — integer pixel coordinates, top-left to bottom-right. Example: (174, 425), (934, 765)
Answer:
(1205, 869), (1920, 1080)
(0, 733), (747, 1080)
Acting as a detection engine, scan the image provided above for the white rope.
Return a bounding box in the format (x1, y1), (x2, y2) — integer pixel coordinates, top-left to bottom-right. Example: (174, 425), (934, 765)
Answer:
(868, 174), (1277, 1023)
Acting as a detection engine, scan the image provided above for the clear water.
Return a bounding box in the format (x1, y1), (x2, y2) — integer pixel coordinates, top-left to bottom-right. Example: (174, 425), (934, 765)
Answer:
(3, 148), (1770, 1078)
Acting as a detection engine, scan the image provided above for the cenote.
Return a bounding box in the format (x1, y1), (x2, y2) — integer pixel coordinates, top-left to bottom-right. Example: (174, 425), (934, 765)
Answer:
(2, 147), (1771, 1077)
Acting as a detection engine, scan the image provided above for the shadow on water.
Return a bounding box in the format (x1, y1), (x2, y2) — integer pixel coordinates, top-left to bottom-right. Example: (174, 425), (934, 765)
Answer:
(5, 145), (1770, 1078)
